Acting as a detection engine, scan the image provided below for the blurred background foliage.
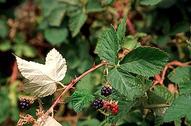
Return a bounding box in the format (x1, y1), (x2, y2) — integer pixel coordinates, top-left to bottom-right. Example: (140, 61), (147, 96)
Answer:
(0, 0), (191, 125)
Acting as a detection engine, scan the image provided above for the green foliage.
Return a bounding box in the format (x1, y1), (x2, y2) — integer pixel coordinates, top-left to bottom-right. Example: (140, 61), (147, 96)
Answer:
(168, 66), (191, 84)
(48, 8), (65, 27)
(95, 27), (119, 64)
(169, 21), (190, 35)
(77, 119), (100, 126)
(13, 43), (36, 57)
(148, 85), (174, 104)
(164, 95), (191, 122)
(69, 10), (87, 37)
(116, 17), (126, 44)
(109, 68), (151, 100)
(0, 41), (11, 51)
(121, 35), (139, 50)
(70, 89), (94, 112)
(140, 0), (162, 5)
(87, 0), (103, 13)
(168, 66), (191, 95)
(44, 27), (68, 45)
(120, 47), (169, 77)
(0, 88), (10, 123)
(0, 86), (19, 124)
(1, 0), (191, 125)
(76, 74), (95, 93)
(0, 20), (8, 38)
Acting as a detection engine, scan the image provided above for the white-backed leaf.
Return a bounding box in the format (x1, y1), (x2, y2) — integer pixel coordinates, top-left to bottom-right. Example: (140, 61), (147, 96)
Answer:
(15, 48), (67, 97)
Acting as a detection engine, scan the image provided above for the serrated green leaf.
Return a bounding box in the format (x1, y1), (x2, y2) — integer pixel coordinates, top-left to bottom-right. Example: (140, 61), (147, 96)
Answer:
(149, 85), (174, 104)
(164, 95), (191, 122)
(70, 90), (94, 112)
(69, 10), (87, 37)
(117, 17), (126, 43)
(120, 47), (168, 77)
(168, 66), (191, 84)
(95, 27), (119, 64)
(178, 82), (191, 95)
(48, 8), (65, 26)
(148, 85), (174, 116)
(140, 0), (162, 5)
(108, 68), (151, 100)
(168, 66), (191, 95)
(44, 27), (68, 45)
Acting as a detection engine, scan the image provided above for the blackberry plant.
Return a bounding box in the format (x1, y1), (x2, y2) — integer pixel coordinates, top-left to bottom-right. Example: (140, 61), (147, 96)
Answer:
(1, 0), (191, 125)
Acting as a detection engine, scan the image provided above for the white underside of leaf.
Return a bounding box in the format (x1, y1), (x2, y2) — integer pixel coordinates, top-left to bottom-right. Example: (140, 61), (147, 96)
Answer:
(15, 48), (67, 97)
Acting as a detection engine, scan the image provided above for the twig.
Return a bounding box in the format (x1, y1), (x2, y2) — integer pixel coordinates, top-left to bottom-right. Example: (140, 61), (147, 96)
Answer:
(153, 60), (191, 85)
(45, 61), (107, 115)
(10, 61), (18, 83)
(126, 18), (136, 35)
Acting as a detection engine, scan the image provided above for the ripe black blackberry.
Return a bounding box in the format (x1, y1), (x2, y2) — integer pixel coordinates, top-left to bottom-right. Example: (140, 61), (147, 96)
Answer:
(18, 99), (31, 110)
(101, 85), (112, 97)
(92, 99), (103, 109)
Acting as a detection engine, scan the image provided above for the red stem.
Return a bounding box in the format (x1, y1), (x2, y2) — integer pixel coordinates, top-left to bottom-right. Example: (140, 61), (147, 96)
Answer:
(46, 61), (107, 115)
(126, 18), (136, 35)
(10, 61), (18, 83)
(153, 60), (191, 85)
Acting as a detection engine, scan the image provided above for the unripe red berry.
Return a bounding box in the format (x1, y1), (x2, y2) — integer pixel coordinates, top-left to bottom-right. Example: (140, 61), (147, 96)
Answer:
(111, 104), (119, 115)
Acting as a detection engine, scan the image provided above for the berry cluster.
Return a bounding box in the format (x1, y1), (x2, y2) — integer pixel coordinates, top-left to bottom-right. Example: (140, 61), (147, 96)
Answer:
(103, 100), (119, 115)
(92, 99), (104, 109)
(18, 99), (31, 110)
(92, 85), (119, 115)
(101, 85), (112, 97)
(92, 99), (119, 115)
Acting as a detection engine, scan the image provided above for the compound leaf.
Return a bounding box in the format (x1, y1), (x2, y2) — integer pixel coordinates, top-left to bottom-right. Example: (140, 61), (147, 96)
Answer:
(120, 47), (168, 77)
